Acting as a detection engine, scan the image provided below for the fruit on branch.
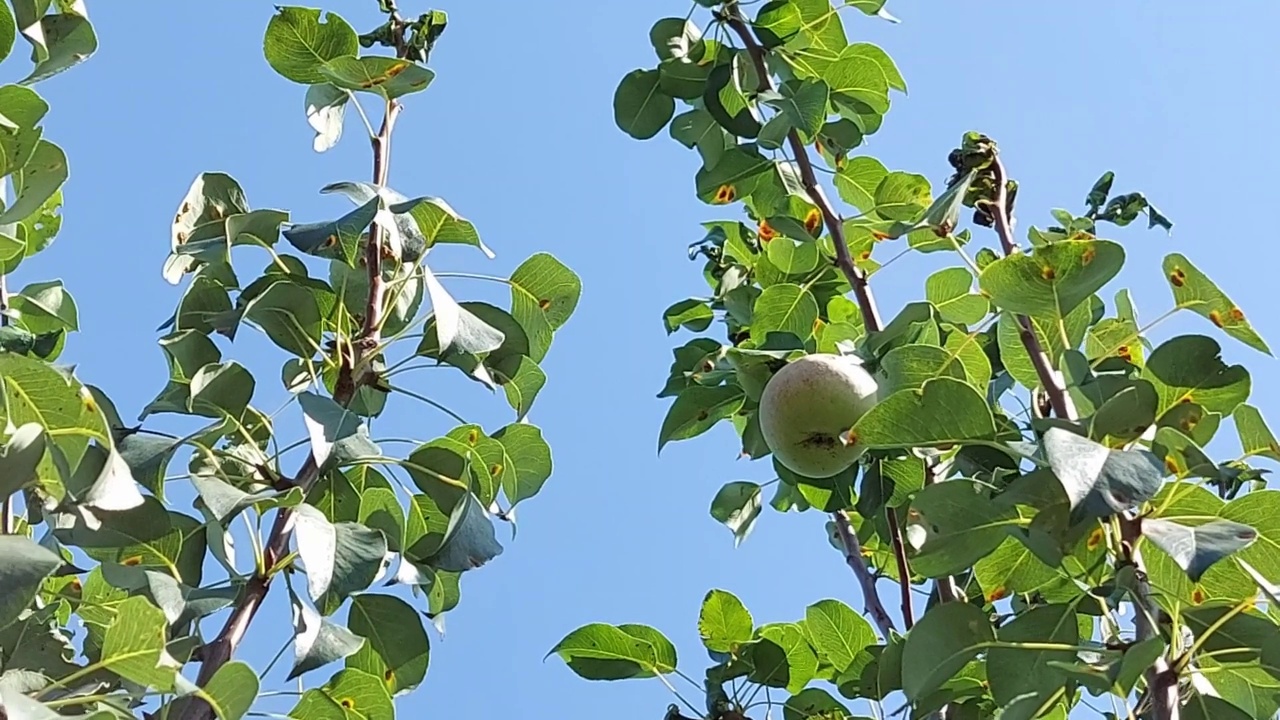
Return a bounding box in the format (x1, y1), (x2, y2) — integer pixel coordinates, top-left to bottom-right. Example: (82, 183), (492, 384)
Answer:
(758, 353), (879, 478)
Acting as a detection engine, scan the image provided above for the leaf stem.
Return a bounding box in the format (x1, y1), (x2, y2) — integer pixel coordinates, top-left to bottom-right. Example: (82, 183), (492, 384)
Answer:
(0, 271), (11, 534)
(721, 1), (902, 641)
(987, 152), (1176, 720)
(387, 383), (468, 424)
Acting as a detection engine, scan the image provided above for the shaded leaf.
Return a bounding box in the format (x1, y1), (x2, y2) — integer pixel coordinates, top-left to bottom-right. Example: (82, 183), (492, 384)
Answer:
(289, 592), (365, 680)
(901, 601), (994, 701)
(346, 593), (430, 695)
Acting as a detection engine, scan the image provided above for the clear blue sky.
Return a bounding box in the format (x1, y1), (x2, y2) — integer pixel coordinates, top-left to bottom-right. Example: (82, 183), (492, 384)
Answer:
(8, 1), (1280, 718)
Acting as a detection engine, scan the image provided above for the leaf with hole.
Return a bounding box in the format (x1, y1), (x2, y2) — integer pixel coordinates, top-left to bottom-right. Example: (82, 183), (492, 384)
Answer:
(263, 7), (358, 85)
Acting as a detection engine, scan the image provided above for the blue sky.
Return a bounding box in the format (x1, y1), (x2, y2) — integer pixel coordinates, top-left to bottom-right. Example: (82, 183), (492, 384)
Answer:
(8, 1), (1280, 718)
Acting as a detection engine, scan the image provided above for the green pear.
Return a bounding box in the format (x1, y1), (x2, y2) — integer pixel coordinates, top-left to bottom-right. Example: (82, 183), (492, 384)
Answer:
(759, 353), (879, 478)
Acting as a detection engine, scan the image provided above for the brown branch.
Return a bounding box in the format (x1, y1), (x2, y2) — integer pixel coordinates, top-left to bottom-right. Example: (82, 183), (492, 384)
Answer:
(721, 6), (905, 640)
(181, 56), (407, 720)
(988, 153), (1177, 719)
(987, 156), (1078, 420)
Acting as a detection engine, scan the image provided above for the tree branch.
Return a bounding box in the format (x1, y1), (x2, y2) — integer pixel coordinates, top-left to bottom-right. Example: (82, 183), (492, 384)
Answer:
(181, 48), (406, 720)
(721, 5), (903, 640)
(987, 153), (1177, 719)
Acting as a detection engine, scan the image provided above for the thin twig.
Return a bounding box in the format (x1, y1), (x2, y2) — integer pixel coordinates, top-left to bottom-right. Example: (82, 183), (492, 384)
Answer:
(721, 5), (902, 640)
(988, 153), (1176, 720)
(1, 272), (12, 534)
(180, 30), (409, 720)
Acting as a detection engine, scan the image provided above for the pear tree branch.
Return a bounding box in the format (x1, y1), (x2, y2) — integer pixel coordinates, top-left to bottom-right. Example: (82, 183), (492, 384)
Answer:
(720, 5), (908, 639)
(986, 154), (1177, 720)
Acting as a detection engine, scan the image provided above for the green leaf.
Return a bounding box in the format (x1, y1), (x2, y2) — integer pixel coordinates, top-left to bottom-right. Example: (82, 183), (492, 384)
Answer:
(1234, 404), (1280, 462)
(263, 7), (358, 85)
(347, 594), (430, 695)
(288, 669), (393, 720)
(1163, 253), (1270, 354)
(1142, 335), (1250, 418)
(1042, 427), (1163, 519)
(670, 108), (732, 169)
(282, 193), (378, 266)
(0, 352), (109, 498)
(613, 69), (675, 140)
(880, 343), (967, 394)
(648, 17), (701, 61)
(8, 279), (75, 333)
(751, 283), (818, 344)
(901, 601), (994, 701)
(695, 146), (771, 205)
(658, 385), (745, 451)
(199, 660), (259, 720)
(0, 140), (65, 225)
(489, 422), (552, 505)
(404, 195), (493, 258)
(709, 481), (762, 546)
(803, 598), (874, 673)
(19, 11), (96, 85)
(0, 536), (62, 629)
(497, 355), (546, 420)
(191, 473), (302, 526)
(834, 157), (888, 211)
(0, 423), (45, 504)
(662, 298), (713, 334)
(0, 2), (14, 64)
(754, 624), (817, 693)
(188, 361), (254, 420)
(843, 43), (906, 93)
(979, 239), (1124, 318)
(926, 267), (988, 325)
(304, 83), (347, 152)
(699, 589), (753, 653)
(986, 604), (1079, 704)
(288, 592), (365, 680)
(509, 252), (580, 362)
(1142, 518), (1256, 581)
(850, 377), (996, 451)
(357, 488), (404, 554)
(294, 506), (388, 613)
(782, 688), (855, 720)
(318, 56), (434, 99)
(907, 479), (1017, 577)
(767, 79), (829, 141)
(239, 278), (322, 358)
(298, 392), (381, 470)
(550, 623), (671, 680)
(421, 492), (503, 573)
(873, 171), (929, 221)
(100, 595), (176, 690)
(1184, 696), (1252, 720)
(753, 0), (803, 47)
(704, 56), (762, 138)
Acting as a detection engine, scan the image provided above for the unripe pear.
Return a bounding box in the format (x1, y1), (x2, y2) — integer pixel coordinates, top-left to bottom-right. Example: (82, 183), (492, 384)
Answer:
(758, 353), (879, 478)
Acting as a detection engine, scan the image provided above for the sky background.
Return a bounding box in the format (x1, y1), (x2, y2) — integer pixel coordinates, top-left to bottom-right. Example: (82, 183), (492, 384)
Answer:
(5, 1), (1280, 718)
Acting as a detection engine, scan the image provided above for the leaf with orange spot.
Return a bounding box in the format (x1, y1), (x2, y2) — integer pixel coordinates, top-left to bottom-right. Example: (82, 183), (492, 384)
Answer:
(347, 594), (430, 695)
(289, 669), (393, 720)
(319, 56), (435, 99)
(1233, 404), (1280, 463)
(1162, 253), (1270, 354)
(979, 239), (1124, 320)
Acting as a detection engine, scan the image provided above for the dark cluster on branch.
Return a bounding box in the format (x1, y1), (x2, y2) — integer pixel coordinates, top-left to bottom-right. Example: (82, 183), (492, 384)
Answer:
(360, 0), (448, 63)
(946, 132), (1018, 229)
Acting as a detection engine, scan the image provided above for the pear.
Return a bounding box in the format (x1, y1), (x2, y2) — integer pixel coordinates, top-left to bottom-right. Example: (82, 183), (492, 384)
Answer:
(759, 353), (879, 478)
